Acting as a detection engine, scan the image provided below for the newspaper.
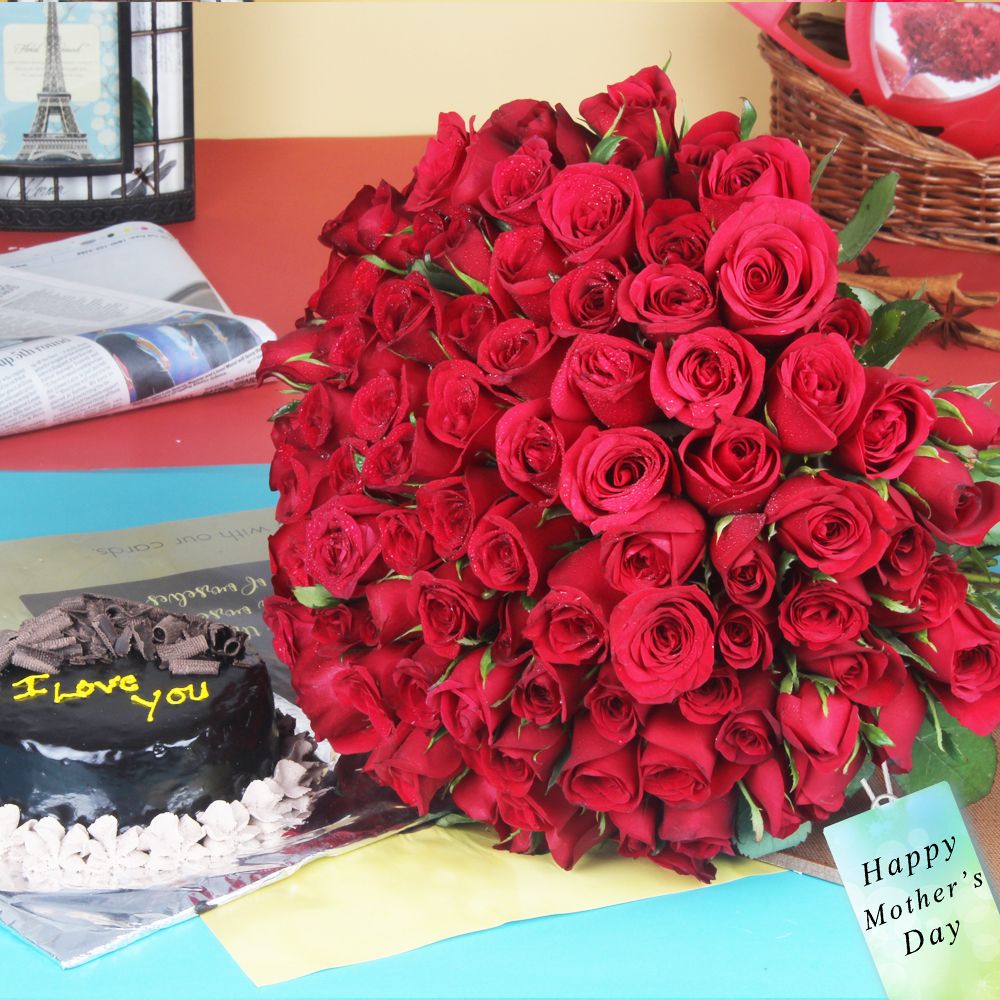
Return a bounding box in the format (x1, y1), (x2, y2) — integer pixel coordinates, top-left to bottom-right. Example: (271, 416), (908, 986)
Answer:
(0, 223), (275, 438)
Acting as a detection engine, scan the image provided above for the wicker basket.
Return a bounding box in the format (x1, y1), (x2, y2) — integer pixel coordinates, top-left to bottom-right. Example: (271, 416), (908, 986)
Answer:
(759, 15), (1000, 254)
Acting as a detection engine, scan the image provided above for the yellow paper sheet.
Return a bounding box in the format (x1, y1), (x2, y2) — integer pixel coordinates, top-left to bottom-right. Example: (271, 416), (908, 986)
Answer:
(202, 823), (778, 987)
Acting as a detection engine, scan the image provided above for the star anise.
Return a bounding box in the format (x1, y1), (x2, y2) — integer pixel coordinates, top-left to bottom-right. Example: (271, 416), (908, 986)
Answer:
(855, 250), (890, 277)
(924, 292), (980, 349)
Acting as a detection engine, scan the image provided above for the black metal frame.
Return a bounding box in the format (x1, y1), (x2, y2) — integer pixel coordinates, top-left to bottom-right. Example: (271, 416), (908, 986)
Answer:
(0, 2), (195, 231)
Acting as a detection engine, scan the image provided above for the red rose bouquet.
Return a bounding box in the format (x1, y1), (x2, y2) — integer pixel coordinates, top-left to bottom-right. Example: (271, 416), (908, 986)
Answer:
(260, 68), (1000, 881)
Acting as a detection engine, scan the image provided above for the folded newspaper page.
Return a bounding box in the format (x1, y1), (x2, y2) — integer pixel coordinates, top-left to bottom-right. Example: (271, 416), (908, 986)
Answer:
(0, 224), (275, 438)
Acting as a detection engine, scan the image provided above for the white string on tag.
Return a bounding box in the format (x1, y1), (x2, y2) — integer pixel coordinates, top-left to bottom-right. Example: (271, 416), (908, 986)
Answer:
(859, 761), (898, 809)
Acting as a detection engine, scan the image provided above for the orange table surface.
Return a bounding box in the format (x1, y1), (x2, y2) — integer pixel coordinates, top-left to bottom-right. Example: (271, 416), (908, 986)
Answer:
(0, 135), (997, 472)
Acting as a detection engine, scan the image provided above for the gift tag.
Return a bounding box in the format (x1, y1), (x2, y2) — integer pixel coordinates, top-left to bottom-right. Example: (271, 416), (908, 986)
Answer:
(825, 779), (1000, 1000)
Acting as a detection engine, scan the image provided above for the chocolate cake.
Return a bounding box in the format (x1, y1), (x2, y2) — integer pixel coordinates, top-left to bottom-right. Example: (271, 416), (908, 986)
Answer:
(0, 595), (279, 828)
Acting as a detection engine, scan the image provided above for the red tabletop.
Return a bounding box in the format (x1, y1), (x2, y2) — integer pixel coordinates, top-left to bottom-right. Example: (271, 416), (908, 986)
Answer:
(0, 135), (997, 472)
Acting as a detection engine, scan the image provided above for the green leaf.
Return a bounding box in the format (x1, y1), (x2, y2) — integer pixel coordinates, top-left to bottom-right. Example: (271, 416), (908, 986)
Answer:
(855, 298), (938, 369)
(268, 399), (301, 422)
(937, 382), (997, 400)
(873, 626), (935, 673)
(395, 623), (424, 640)
(735, 791), (812, 860)
(895, 704), (997, 807)
(479, 646), (494, 684)
(934, 396), (974, 435)
(872, 593), (917, 615)
(859, 722), (895, 748)
(447, 259), (489, 296)
(589, 101), (627, 164)
(714, 514), (735, 541)
(838, 282), (886, 316)
(435, 812), (478, 828)
(837, 173), (899, 265)
(653, 109), (671, 160)
(914, 444), (946, 462)
(868, 478), (890, 502)
(353, 450), (366, 472)
(361, 253), (407, 275)
(292, 585), (340, 609)
(810, 139), (842, 191)
(738, 98), (757, 141)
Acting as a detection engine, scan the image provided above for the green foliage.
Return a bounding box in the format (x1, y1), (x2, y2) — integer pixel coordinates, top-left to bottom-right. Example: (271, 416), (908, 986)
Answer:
(738, 98), (757, 141)
(734, 789), (813, 860)
(292, 584), (340, 609)
(855, 298), (939, 369)
(837, 173), (899, 265)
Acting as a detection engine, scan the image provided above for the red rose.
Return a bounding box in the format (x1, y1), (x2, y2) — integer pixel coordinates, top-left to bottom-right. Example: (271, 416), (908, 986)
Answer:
(598, 497), (707, 594)
(811, 297), (872, 349)
(641, 708), (744, 805)
(835, 367), (936, 480)
(656, 794), (737, 883)
(744, 757), (802, 840)
(875, 672), (926, 772)
(617, 263), (718, 340)
(416, 468), (503, 562)
(792, 749), (860, 821)
(270, 445), (331, 524)
(305, 495), (386, 599)
(474, 98), (591, 171)
(425, 359), (507, 457)
(365, 578), (414, 645)
(349, 371), (408, 444)
(678, 417), (782, 515)
(262, 595), (316, 669)
(579, 65), (677, 160)
(870, 553), (967, 634)
(426, 647), (519, 747)
(932, 390), (1000, 451)
(476, 318), (567, 399)
(710, 514), (776, 610)
(550, 333), (657, 428)
(779, 684), (860, 772)
(612, 799), (658, 859)
(560, 716), (642, 814)
(360, 424), (420, 493)
(639, 200), (713, 269)
(511, 658), (588, 726)
(274, 380), (353, 453)
(799, 633), (905, 708)
(258, 329), (329, 388)
(425, 207), (494, 287)
(383, 646), (451, 730)
(489, 225), (567, 323)
(467, 496), (579, 595)
(494, 398), (584, 507)
(650, 327), (764, 428)
(469, 718), (568, 797)
(698, 136), (811, 224)
(365, 724), (462, 813)
(778, 576), (870, 651)
(549, 259), (626, 338)
(704, 196), (839, 342)
(609, 585), (718, 704)
(441, 294), (499, 360)
(372, 273), (448, 364)
(538, 162), (643, 263)
(376, 508), (436, 577)
(766, 332), (866, 455)
(405, 111), (472, 213)
(268, 520), (311, 596)
(915, 603), (1000, 736)
(671, 111), (741, 202)
(716, 602), (774, 672)
(766, 472), (895, 579)
(315, 313), (377, 387)
(524, 542), (619, 666)
(479, 136), (556, 226)
(583, 665), (651, 744)
(309, 255), (383, 320)
(560, 424), (678, 526)
(410, 562), (499, 658)
(866, 495), (936, 612)
(320, 180), (405, 257)
(900, 450), (1000, 546)
(678, 667), (743, 725)
(712, 669), (778, 765)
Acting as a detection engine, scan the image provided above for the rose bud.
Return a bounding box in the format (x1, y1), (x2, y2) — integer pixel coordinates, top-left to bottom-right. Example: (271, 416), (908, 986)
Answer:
(611, 799), (659, 859)
(467, 496), (580, 596)
(716, 601), (774, 672)
(489, 225), (567, 323)
(526, 788), (604, 870)
(900, 450), (1000, 547)
(778, 684), (860, 773)
(309, 255), (382, 320)
(583, 666), (651, 744)
(792, 748), (862, 821)
(468, 718), (568, 798)
(744, 757), (803, 840)
(305, 494), (387, 599)
(639, 199), (713, 269)
(409, 562), (499, 658)
(710, 514), (776, 610)
(539, 162), (643, 263)
(811, 297), (872, 349)
(416, 467), (504, 562)
(580, 65), (677, 161)
(671, 110), (741, 203)
(866, 495), (937, 612)
(766, 472), (895, 579)
(441, 293), (499, 361)
(319, 180), (401, 256)
(382, 645), (452, 731)
(597, 496), (708, 594)
(650, 327), (765, 429)
(317, 313), (378, 388)
(550, 333), (658, 428)
(493, 593), (534, 668)
(916, 602), (1000, 736)
(560, 714), (643, 814)
(714, 669), (779, 766)
(835, 367), (937, 480)
(366, 578), (418, 646)
(424, 359), (507, 458)
(372, 272), (449, 365)
(495, 398), (585, 508)
(270, 445), (332, 524)
(698, 135), (812, 225)
(426, 646), (520, 748)
(268, 519), (311, 597)
(560, 424), (678, 526)
(452, 770), (505, 829)
(778, 576), (870, 652)
(511, 658), (589, 726)
(617, 263), (718, 341)
(404, 111), (471, 213)
(549, 259), (626, 339)
(872, 671), (926, 772)
(476, 318), (568, 400)
(365, 723), (463, 814)
(642, 709), (745, 805)
(376, 508), (436, 577)
(678, 417), (782, 515)
(798, 633), (905, 708)
(678, 667), (743, 726)
(475, 97), (591, 169)
(703, 196), (839, 342)
(609, 585), (718, 704)
(262, 595), (317, 670)
(479, 135), (557, 227)
(425, 207), (495, 288)
(932, 390), (1000, 451)
(258, 329), (327, 388)
(766, 332), (866, 454)
(870, 553), (967, 634)
(349, 371), (408, 445)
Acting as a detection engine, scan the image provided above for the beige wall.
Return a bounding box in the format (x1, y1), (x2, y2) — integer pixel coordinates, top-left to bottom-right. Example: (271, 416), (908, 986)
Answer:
(192, 2), (771, 138)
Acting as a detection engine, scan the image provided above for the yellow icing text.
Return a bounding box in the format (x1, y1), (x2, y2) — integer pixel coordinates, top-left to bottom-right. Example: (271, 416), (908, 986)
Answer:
(12, 673), (51, 701)
(131, 681), (209, 723)
(130, 689), (162, 724)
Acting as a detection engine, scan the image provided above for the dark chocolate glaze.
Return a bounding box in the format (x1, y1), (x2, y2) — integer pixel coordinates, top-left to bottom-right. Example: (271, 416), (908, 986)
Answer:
(0, 656), (279, 828)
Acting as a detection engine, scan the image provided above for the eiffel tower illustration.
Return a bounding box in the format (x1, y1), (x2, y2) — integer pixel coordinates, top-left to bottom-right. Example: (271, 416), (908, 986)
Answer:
(16, 3), (94, 162)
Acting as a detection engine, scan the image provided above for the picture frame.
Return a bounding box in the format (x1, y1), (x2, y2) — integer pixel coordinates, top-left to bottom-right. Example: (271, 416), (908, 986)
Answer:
(0, 2), (195, 231)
